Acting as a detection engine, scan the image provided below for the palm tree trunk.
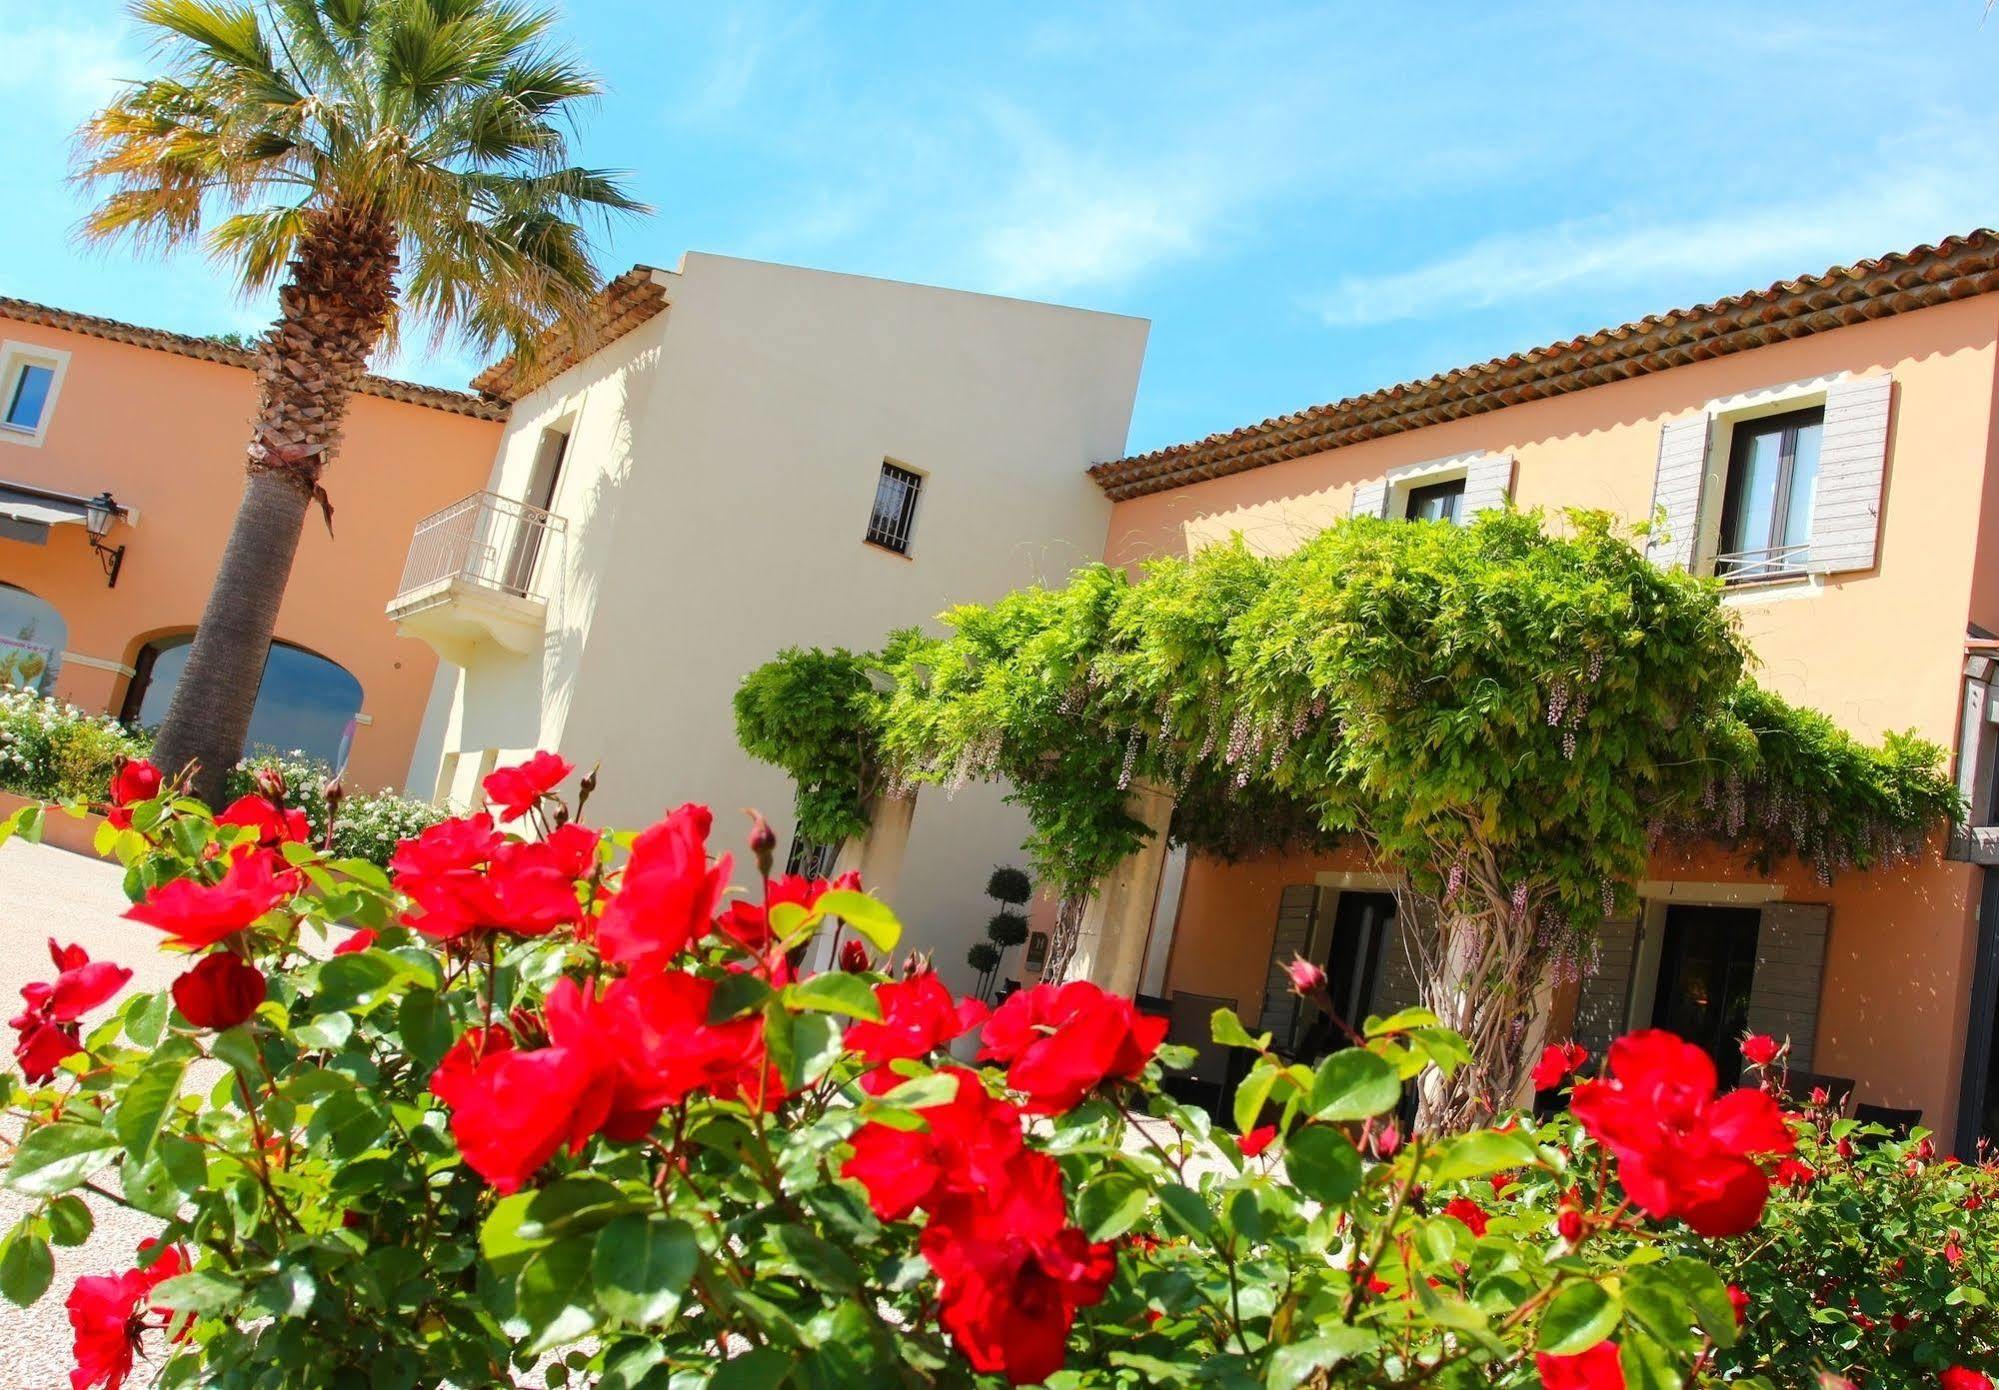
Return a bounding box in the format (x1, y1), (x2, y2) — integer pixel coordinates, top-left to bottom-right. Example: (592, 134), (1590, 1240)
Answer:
(151, 204), (398, 805)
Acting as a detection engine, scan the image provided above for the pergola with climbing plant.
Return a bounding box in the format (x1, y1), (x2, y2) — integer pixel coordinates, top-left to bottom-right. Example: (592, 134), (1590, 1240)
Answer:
(736, 509), (1959, 1129)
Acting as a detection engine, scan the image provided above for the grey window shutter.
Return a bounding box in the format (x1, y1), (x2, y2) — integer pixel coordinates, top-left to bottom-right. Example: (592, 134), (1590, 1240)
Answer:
(1350, 479), (1388, 519)
(1746, 903), (1831, 1073)
(1460, 452), (1514, 520)
(1647, 416), (1711, 570)
(1368, 901), (1425, 1019)
(1807, 375), (1893, 575)
(1256, 885), (1320, 1048)
(1570, 916), (1642, 1060)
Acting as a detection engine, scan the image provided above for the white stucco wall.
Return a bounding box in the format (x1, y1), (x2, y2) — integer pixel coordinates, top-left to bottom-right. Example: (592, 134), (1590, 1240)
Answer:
(412, 253), (1148, 988)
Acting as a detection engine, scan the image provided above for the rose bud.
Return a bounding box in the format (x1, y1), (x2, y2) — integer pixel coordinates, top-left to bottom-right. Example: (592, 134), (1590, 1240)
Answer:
(1557, 1206), (1585, 1244)
(322, 775), (345, 814)
(744, 810), (777, 880)
(839, 939), (871, 973)
(1740, 1033), (1780, 1068)
(253, 765), (287, 804)
(1371, 1120), (1401, 1159)
(1285, 955), (1327, 996)
(171, 953), (267, 1031)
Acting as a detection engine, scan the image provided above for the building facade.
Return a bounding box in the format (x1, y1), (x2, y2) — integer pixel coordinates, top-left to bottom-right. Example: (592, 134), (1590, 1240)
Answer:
(1069, 231), (1999, 1151)
(389, 252), (1149, 985)
(0, 298), (503, 792)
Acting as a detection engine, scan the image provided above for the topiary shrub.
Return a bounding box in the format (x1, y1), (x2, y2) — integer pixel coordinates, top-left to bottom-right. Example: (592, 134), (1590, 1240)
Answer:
(986, 865), (1032, 906)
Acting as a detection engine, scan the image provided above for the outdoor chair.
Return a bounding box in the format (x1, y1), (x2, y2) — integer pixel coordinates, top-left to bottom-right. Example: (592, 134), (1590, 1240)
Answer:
(1851, 1102), (1922, 1140)
(1161, 991), (1239, 1124)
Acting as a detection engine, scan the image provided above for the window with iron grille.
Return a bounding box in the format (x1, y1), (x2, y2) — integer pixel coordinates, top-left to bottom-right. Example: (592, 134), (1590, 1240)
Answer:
(864, 461), (923, 554)
(786, 835), (839, 880)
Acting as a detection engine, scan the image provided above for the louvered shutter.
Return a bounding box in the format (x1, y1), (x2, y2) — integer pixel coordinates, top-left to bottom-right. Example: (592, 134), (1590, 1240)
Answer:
(1460, 452), (1514, 520)
(1368, 901), (1425, 1019)
(1350, 479), (1388, 519)
(1745, 903), (1831, 1072)
(1571, 916), (1642, 1059)
(1807, 375), (1893, 575)
(1256, 885), (1320, 1048)
(1647, 417), (1711, 570)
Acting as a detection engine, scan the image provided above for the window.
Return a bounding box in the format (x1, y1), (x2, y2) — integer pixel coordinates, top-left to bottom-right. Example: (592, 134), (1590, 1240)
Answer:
(4, 365), (54, 431)
(1716, 407), (1823, 582)
(124, 634), (364, 769)
(1404, 478), (1465, 524)
(0, 583), (65, 693)
(785, 834), (838, 879)
(864, 461), (923, 554)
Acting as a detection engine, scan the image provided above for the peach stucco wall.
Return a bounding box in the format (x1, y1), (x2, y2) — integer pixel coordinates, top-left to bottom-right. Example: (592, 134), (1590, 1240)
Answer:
(1110, 296), (1999, 1133)
(0, 317), (500, 791)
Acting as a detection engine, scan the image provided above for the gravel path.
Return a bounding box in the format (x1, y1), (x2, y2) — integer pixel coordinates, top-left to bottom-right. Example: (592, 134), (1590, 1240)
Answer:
(2, 838), (173, 1390)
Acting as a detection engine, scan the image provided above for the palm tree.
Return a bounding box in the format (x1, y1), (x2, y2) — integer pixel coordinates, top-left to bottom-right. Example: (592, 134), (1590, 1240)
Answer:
(77, 0), (642, 802)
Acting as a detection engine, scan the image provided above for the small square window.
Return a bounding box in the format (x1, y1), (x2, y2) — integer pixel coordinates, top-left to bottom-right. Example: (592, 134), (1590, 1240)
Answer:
(3, 364), (55, 432)
(1404, 477), (1464, 523)
(864, 461), (923, 555)
(1715, 407), (1823, 583)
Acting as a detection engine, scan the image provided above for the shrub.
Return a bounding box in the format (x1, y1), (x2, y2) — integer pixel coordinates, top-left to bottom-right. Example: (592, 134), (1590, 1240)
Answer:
(226, 752), (444, 865)
(6, 757), (1937, 1390)
(0, 687), (148, 802)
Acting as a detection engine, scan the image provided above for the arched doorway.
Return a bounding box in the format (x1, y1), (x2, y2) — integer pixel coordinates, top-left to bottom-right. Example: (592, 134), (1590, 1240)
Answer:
(0, 583), (66, 694)
(124, 634), (364, 770)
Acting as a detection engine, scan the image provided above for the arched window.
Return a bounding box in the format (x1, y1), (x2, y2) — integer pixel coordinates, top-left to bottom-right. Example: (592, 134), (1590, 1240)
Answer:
(0, 584), (65, 693)
(124, 635), (364, 769)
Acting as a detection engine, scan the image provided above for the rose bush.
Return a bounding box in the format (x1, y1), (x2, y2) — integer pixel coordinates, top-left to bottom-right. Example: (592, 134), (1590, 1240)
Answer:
(0, 755), (1985, 1388)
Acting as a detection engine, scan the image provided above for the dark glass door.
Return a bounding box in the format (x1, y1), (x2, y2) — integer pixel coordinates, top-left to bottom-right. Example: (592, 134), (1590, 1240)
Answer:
(1297, 892), (1394, 1061)
(1650, 905), (1761, 1080)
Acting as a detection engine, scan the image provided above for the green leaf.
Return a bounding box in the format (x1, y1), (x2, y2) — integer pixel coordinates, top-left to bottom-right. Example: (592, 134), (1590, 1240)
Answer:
(115, 1042), (193, 1165)
(4, 1123), (122, 1197)
(151, 1268), (242, 1316)
(1233, 1059), (1280, 1135)
(124, 991), (169, 1048)
(591, 1215), (696, 1327)
(786, 972), (881, 1021)
(515, 1237), (600, 1354)
(1284, 1126), (1362, 1203)
(1077, 1173), (1149, 1242)
(815, 889), (901, 952)
(45, 1195), (92, 1247)
(1664, 1257), (1739, 1350)
(767, 1008), (843, 1092)
(396, 989), (454, 1068)
(770, 1224), (861, 1293)
(1210, 1007), (1266, 1050)
(1538, 1280), (1621, 1355)
(1307, 1049), (1401, 1121)
(1430, 1129), (1540, 1182)
(1157, 1184), (1213, 1239)
(307, 1091), (389, 1158)
(293, 1011), (355, 1051)
(708, 972), (772, 1023)
(314, 950), (424, 1013)
(0, 1228), (53, 1308)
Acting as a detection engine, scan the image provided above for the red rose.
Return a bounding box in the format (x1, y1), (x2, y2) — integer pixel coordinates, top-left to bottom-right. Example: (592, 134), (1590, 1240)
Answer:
(595, 805), (730, 967)
(391, 816), (594, 940)
(1570, 1030), (1794, 1238)
(1441, 1196), (1489, 1238)
(1558, 1206), (1586, 1244)
(10, 940), (132, 1082)
(840, 939), (872, 973)
(1740, 1033), (1781, 1068)
(170, 953), (266, 1031)
(104, 758), (163, 830)
(66, 1241), (186, 1390)
(333, 927), (377, 956)
(980, 980), (1168, 1113)
(1726, 1283), (1750, 1327)
(1943, 1369), (1995, 1390)
(1240, 1125), (1278, 1158)
(842, 1068), (1025, 1221)
(1773, 1157), (1816, 1188)
(1532, 1040), (1590, 1091)
(480, 750), (574, 823)
(125, 849), (292, 948)
(593, 967), (784, 1118)
(1285, 956), (1327, 995)
(439, 1034), (612, 1193)
(1535, 1341), (1626, 1390)
(216, 794), (310, 848)
(844, 971), (987, 1074)
(920, 1151), (1114, 1385)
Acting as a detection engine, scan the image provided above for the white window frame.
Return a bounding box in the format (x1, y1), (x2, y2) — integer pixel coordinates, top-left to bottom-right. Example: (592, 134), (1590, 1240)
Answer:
(1694, 373), (1853, 597)
(0, 341), (71, 448)
(1381, 452), (1480, 521)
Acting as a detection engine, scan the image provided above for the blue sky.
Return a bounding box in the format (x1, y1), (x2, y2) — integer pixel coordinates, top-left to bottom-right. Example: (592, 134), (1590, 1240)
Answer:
(3, 1), (1997, 455)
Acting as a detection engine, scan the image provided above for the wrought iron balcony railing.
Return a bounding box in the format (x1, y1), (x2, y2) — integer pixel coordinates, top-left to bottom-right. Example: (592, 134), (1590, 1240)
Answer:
(394, 491), (565, 605)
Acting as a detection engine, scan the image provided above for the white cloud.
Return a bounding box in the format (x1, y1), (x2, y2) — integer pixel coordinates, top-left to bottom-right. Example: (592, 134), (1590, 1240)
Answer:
(1312, 142), (1999, 329)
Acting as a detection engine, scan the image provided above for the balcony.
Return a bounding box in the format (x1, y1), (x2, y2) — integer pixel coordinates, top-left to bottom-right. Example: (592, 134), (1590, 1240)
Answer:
(387, 492), (565, 659)
(1715, 542), (1811, 586)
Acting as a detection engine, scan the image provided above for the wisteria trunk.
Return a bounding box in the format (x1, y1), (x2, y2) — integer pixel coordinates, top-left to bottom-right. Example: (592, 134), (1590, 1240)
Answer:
(1407, 889), (1551, 1135)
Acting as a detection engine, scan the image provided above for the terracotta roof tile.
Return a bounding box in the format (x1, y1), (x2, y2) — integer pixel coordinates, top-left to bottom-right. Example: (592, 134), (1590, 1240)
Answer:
(467, 265), (668, 403)
(1090, 230), (1999, 501)
(0, 295), (508, 421)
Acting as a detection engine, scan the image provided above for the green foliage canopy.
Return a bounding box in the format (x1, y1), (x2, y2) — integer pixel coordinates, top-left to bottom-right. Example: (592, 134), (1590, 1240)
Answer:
(740, 511), (1960, 917)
